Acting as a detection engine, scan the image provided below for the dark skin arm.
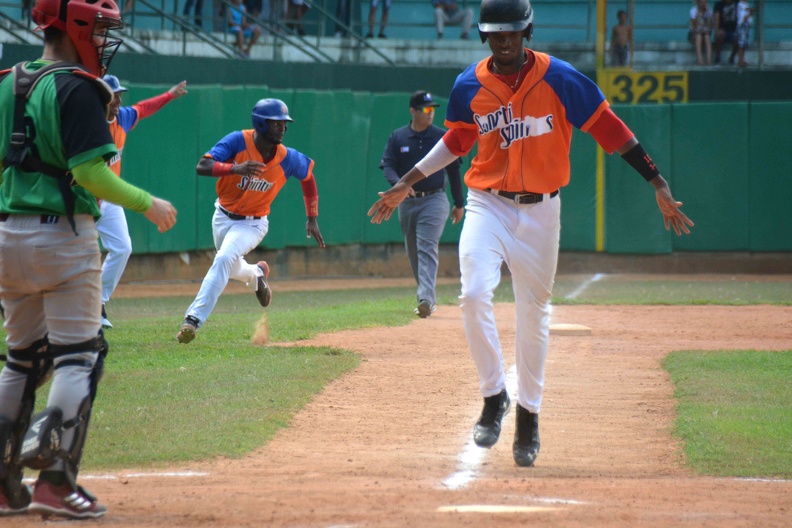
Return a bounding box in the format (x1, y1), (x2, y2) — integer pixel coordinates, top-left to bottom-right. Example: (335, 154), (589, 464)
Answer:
(369, 138), (694, 236)
(196, 158), (267, 177)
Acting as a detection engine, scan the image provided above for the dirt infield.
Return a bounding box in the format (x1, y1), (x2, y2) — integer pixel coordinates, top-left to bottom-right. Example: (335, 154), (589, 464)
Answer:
(14, 279), (792, 527)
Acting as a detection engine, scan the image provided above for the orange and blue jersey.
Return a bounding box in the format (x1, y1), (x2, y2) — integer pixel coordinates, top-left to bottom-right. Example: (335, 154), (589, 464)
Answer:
(445, 50), (609, 194)
(107, 105), (140, 177)
(205, 129), (315, 217)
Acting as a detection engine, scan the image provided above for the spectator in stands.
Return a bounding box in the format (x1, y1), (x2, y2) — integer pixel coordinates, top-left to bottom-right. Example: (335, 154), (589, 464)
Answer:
(609, 9), (631, 67)
(183, 0), (204, 27)
(433, 0), (473, 40)
(286, 0), (310, 36)
(689, 0), (713, 65)
(712, 0), (738, 64)
(365, 0), (389, 38)
(228, 0), (262, 57)
(734, 0), (755, 67)
(335, 0), (351, 37)
(245, 0), (263, 18)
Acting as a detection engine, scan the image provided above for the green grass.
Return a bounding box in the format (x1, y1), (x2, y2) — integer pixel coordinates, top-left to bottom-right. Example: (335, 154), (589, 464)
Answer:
(3, 275), (791, 476)
(663, 350), (792, 478)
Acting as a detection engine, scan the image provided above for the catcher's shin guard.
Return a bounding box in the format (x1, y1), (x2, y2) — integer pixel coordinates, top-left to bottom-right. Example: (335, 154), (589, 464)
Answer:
(0, 336), (51, 512)
(18, 333), (107, 486)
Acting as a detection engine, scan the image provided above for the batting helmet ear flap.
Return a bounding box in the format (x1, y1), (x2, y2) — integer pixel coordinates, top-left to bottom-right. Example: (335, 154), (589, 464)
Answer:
(524, 22), (533, 42)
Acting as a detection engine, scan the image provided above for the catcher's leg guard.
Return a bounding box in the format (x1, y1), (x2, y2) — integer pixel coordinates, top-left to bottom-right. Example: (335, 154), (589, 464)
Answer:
(19, 333), (107, 489)
(0, 336), (51, 514)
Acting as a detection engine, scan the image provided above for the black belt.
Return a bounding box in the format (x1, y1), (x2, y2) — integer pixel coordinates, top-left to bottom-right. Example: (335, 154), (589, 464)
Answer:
(218, 206), (261, 221)
(0, 213), (60, 224)
(488, 189), (559, 205)
(408, 188), (443, 199)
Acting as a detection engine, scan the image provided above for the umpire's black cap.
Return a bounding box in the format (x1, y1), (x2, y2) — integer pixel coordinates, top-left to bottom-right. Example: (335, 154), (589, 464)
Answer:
(410, 91), (440, 109)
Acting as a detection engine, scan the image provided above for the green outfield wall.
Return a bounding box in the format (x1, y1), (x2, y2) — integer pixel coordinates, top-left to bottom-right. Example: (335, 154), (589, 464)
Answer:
(115, 84), (791, 255)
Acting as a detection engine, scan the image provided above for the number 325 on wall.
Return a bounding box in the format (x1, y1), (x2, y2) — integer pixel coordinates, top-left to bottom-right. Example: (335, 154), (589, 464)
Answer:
(600, 71), (688, 104)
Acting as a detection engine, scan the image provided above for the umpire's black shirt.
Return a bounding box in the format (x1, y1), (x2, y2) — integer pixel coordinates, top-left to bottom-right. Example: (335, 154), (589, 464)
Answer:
(380, 124), (465, 208)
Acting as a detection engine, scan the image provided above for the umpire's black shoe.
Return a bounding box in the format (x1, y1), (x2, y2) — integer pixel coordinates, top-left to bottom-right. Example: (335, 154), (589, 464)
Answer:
(255, 261), (272, 308)
(513, 404), (541, 467)
(473, 389), (510, 448)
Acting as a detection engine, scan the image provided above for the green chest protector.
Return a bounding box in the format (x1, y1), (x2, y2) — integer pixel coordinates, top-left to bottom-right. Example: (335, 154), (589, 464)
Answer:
(0, 62), (112, 235)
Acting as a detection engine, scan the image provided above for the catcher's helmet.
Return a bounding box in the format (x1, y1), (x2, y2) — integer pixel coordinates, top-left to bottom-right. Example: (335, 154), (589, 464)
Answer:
(33, 0), (124, 76)
(252, 98), (294, 134)
(478, 0), (534, 42)
(102, 74), (128, 93)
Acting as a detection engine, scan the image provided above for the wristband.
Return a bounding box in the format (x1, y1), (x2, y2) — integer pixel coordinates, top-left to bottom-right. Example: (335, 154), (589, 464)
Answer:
(211, 162), (235, 177)
(304, 197), (318, 217)
(621, 143), (660, 182)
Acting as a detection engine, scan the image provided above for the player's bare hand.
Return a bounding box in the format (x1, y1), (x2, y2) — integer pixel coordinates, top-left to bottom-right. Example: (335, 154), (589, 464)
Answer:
(169, 81), (188, 99)
(654, 181), (694, 236)
(368, 182), (410, 224)
(232, 160), (267, 177)
(144, 196), (177, 233)
(306, 217), (326, 248)
(450, 206), (465, 225)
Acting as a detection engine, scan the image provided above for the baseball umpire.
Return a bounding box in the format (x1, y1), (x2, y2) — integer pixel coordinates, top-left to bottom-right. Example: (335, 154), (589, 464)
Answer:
(177, 98), (326, 344)
(369, 0), (693, 467)
(379, 90), (464, 318)
(0, 0), (176, 518)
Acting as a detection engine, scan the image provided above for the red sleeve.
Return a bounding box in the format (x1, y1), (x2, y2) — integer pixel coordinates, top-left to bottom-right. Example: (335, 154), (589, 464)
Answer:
(300, 174), (319, 217)
(442, 128), (478, 157)
(587, 107), (635, 154)
(133, 91), (174, 120)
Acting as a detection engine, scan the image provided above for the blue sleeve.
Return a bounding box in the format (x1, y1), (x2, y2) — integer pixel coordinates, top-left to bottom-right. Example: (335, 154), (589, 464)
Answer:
(117, 106), (139, 133)
(445, 64), (481, 125)
(206, 131), (247, 162)
(281, 148), (314, 180)
(543, 58), (607, 130)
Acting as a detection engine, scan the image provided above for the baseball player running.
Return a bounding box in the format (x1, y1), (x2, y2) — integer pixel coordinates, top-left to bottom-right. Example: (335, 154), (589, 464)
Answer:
(369, 0), (693, 468)
(0, 0), (176, 519)
(98, 75), (187, 329)
(177, 98), (326, 344)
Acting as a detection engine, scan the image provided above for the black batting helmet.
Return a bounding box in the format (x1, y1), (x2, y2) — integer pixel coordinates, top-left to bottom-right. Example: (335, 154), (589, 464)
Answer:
(478, 0), (534, 43)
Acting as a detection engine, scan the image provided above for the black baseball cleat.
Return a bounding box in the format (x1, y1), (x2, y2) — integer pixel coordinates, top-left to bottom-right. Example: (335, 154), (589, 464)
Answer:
(513, 404), (541, 467)
(255, 261), (272, 308)
(473, 389), (510, 448)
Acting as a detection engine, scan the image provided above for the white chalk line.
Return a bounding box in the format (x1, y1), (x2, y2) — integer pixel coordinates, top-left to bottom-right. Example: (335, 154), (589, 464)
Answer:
(441, 365), (518, 490)
(565, 273), (606, 300)
(23, 471), (210, 484)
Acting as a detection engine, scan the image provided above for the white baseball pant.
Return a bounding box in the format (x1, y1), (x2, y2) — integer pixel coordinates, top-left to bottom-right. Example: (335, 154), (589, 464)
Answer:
(458, 188), (560, 414)
(185, 201), (268, 326)
(97, 200), (132, 305)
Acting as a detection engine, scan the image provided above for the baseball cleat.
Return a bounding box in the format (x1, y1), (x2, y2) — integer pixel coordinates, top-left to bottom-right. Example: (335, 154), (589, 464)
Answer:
(255, 261), (272, 308)
(416, 299), (436, 318)
(28, 480), (106, 520)
(473, 389), (510, 448)
(513, 404), (541, 467)
(101, 304), (113, 329)
(0, 482), (31, 516)
(176, 315), (199, 344)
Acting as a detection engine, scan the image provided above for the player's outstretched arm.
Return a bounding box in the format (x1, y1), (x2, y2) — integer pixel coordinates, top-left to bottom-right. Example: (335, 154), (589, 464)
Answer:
(616, 138), (694, 236)
(144, 196), (178, 233)
(368, 167), (425, 224)
(306, 217), (326, 248)
(650, 176), (693, 236)
(169, 80), (188, 99)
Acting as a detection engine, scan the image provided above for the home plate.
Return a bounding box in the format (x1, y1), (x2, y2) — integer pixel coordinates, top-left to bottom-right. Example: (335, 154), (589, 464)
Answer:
(549, 323), (592, 336)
